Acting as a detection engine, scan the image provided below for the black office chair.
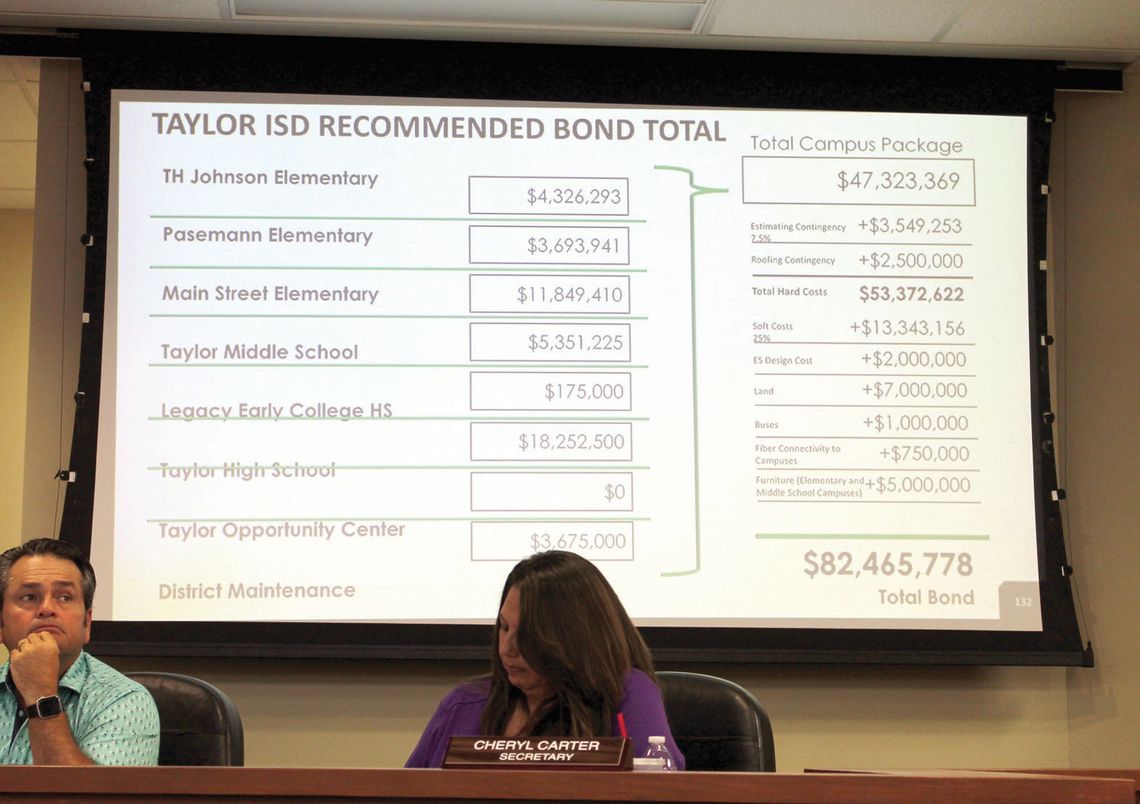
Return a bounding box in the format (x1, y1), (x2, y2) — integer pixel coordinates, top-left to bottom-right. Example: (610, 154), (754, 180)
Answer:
(657, 671), (776, 771)
(127, 671), (245, 766)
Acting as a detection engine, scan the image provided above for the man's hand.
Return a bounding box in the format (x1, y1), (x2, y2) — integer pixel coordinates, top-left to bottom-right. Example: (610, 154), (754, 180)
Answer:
(9, 632), (94, 765)
(9, 631), (62, 703)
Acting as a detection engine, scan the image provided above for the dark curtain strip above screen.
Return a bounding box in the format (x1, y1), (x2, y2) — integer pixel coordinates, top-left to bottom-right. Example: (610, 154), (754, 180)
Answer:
(63, 30), (1085, 665)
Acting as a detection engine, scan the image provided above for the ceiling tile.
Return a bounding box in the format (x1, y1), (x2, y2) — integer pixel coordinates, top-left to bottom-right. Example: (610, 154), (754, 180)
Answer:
(945, 0), (1140, 50)
(706, 0), (973, 42)
(0, 2), (1136, 70)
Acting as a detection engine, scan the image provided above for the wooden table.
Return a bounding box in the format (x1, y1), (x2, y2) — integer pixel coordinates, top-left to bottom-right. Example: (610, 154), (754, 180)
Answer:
(0, 766), (1133, 802)
(996, 769), (1140, 802)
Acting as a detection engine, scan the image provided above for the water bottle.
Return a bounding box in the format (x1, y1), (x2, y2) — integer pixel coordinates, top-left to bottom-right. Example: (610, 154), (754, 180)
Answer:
(643, 735), (676, 771)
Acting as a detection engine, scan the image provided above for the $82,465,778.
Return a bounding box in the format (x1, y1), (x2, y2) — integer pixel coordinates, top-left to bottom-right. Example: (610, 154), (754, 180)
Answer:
(803, 550), (974, 580)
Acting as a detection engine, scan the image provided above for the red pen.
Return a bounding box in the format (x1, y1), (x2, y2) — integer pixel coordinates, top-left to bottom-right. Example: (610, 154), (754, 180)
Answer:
(616, 712), (628, 738)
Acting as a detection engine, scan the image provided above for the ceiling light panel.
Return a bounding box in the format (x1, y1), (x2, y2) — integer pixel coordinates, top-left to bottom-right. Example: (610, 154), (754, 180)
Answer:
(232, 0), (706, 32)
(0, 1), (222, 20)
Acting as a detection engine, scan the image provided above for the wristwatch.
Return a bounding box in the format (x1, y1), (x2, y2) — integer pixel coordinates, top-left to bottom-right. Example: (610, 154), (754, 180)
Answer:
(25, 695), (63, 719)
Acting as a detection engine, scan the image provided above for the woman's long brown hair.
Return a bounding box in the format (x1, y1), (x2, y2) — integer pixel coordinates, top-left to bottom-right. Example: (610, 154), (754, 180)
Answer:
(481, 551), (655, 738)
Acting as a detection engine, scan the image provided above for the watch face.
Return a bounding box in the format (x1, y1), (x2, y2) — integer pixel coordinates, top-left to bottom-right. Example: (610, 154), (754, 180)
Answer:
(31, 695), (63, 718)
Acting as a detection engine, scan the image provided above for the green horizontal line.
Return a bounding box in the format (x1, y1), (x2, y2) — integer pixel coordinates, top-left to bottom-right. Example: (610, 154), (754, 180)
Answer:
(150, 266), (647, 273)
(149, 314), (646, 320)
(148, 465), (650, 471)
(148, 363), (649, 369)
(148, 417), (649, 422)
(755, 533), (990, 540)
(151, 215), (647, 223)
(147, 517), (653, 523)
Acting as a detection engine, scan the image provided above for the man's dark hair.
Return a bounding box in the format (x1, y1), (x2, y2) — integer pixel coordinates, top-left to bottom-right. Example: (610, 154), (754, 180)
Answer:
(0, 538), (97, 610)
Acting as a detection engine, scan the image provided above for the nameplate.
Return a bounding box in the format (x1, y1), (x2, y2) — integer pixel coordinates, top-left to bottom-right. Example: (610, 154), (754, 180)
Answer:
(442, 736), (632, 770)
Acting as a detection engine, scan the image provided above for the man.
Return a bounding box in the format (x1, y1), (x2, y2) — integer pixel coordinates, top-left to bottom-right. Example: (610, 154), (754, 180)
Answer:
(0, 538), (158, 764)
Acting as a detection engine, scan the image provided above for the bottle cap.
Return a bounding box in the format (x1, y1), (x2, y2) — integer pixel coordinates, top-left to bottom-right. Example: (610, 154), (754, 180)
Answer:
(648, 735), (665, 744)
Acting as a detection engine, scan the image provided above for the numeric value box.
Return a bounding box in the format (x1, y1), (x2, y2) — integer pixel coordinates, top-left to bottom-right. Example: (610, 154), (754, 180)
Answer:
(470, 371), (633, 412)
(742, 157), (976, 206)
(469, 226), (630, 265)
(470, 421), (633, 462)
(470, 274), (630, 314)
(469, 176), (630, 216)
(471, 521), (635, 561)
(470, 471), (633, 511)
(470, 322), (631, 362)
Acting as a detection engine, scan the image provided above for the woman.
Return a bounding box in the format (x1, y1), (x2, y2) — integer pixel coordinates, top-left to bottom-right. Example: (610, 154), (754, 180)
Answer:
(405, 551), (684, 769)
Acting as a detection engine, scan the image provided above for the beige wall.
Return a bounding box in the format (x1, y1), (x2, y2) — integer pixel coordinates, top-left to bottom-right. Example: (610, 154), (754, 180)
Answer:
(9, 73), (1138, 772)
(1055, 74), (1140, 768)
(104, 656), (1072, 770)
(20, 58), (84, 545)
(0, 209), (33, 553)
(1, 210), (34, 666)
